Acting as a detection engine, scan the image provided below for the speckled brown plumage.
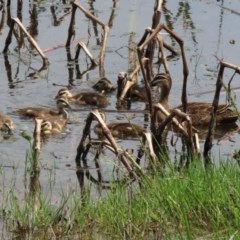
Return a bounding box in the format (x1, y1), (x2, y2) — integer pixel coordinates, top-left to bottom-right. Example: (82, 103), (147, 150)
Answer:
(0, 114), (14, 133)
(151, 73), (239, 126)
(94, 122), (146, 139)
(15, 98), (70, 119)
(55, 88), (109, 108)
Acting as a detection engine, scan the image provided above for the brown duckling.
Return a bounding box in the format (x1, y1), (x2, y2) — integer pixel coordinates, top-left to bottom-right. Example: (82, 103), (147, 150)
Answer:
(55, 88), (109, 108)
(0, 114), (14, 134)
(40, 102), (69, 135)
(95, 122), (147, 139)
(15, 98), (70, 119)
(117, 71), (148, 102)
(93, 111), (146, 139)
(150, 73), (239, 127)
(92, 77), (116, 93)
(40, 117), (67, 135)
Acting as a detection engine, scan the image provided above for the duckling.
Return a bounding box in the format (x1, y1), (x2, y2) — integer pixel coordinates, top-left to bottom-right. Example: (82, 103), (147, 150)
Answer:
(93, 111), (146, 139)
(15, 98), (70, 119)
(39, 103), (69, 135)
(55, 88), (109, 108)
(40, 118), (67, 135)
(92, 77), (116, 93)
(0, 114), (14, 134)
(151, 73), (239, 127)
(117, 72), (148, 101)
(94, 122), (147, 139)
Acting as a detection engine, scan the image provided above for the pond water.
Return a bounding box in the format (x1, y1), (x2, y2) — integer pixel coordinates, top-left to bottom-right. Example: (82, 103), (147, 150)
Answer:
(1, 0), (240, 236)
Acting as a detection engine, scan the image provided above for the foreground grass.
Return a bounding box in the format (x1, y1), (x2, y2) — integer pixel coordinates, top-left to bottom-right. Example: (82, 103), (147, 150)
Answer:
(93, 162), (240, 239)
(1, 159), (240, 239)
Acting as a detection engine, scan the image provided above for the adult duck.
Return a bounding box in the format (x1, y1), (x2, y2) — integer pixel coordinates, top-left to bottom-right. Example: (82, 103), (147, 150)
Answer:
(150, 73), (239, 126)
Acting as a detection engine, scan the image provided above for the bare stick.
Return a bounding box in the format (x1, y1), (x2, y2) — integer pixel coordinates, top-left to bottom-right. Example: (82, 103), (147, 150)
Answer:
(157, 34), (170, 75)
(138, 23), (189, 112)
(99, 25), (109, 77)
(128, 32), (138, 75)
(144, 58), (154, 112)
(91, 109), (136, 175)
(152, 0), (163, 28)
(118, 65), (141, 101)
(69, 1), (109, 77)
(204, 60), (240, 166)
(33, 118), (42, 169)
(153, 103), (199, 157)
(75, 113), (93, 168)
(75, 41), (98, 66)
(137, 25), (165, 115)
(143, 132), (157, 166)
(72, 0), (106, 27)
(30, 118), (42, 214)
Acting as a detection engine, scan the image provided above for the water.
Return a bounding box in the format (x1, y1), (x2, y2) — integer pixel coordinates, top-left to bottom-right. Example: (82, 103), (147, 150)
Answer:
(1, 0), (240, 237)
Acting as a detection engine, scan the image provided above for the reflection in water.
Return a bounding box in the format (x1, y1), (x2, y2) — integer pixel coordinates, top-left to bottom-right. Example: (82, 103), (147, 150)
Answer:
(0, 2), (6, 35)
(50, 3), (71, 27)
(162, 0), (173, 30)
(176, 2), (199, 82)
(215, 1), (224, 66)
(28, 1), (38, 40)
(65, 43), (97, 85)
(88, 1), (101, 46)
(75, 140), (142, 204)
(66, 48), (75, 86)
(0, 0), (3, 11)
(16, 0), (24, 49)
(3, 54), (14, 88)
(162, 1), (202, 82)
(17, 0), (22, 21)
(27, 63), (49, 79)
(107, 0), (118, 28)
(198, 123), (239, 141)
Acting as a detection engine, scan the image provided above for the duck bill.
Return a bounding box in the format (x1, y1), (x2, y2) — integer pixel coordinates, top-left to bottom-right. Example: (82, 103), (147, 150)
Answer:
(3, 124), (13, 135)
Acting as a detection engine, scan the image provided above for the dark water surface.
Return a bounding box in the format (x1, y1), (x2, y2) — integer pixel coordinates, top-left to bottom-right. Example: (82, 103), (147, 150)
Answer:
(1, 0), (240, 236)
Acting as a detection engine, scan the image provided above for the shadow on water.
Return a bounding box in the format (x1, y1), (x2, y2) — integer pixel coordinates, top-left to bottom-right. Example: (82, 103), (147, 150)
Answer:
(1, 0), (240, 238)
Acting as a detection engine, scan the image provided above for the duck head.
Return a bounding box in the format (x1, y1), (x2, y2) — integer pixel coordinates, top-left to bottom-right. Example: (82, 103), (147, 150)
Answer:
(55, 88), (73, 100)
(41, 120), (52, 135)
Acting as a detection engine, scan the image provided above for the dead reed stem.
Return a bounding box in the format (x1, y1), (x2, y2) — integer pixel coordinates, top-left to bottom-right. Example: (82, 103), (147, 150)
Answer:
(29, 118), (42, 214)
(75, 41), (98, 66)
(3, 18), (49, 66)
(204, 60), (240, 166)
(66, 0), (109, 77)
(153, 103), (199, 158)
